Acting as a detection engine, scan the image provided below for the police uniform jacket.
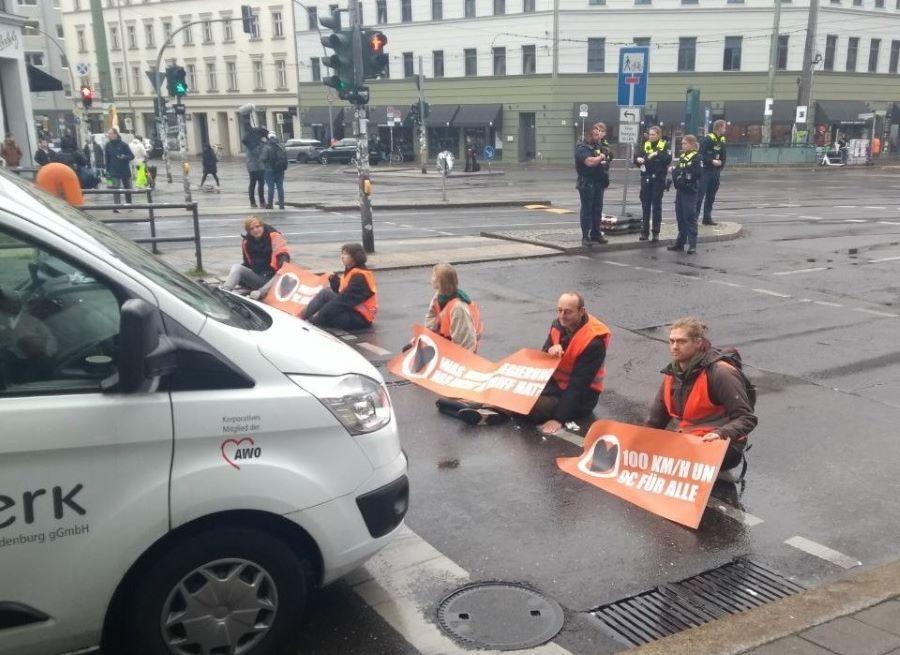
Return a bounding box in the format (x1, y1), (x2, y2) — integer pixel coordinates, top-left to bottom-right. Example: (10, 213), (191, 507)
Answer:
(575, 138), (613, 184)
(634, 138), (671, 186)
(672, 150), (701, 193)
(699, 133), (727, 171)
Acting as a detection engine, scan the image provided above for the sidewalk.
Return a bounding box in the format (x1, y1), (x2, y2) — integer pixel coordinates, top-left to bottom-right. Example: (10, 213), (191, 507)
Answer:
(629, 559), (900, 655)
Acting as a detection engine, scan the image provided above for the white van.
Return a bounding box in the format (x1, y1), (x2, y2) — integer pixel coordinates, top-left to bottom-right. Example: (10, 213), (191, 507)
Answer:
(0, 168), (408, 655)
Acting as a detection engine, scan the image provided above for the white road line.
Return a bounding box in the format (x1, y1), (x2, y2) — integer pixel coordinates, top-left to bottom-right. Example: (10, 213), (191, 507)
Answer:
(710, 501), (764, 527)
(677, 274), (703, 281)
(357, 342), (393, 356)
(709, 280), (744, 288)
(772, 267), (828, 276)
(852, 307), (900, 318)
(785, 536), (861, 569)
(632, 266), (664, 273)
(813, 300), (843, 308)
(751, 288), (792, 298)
(798, 215), (823, 221)
(350, 526), (573, 655)
(864, 206), (887, 210)
(602, 260), (632, 267)
(575, 255), (592, 260)
(835, 205), (857, 209)
(869, 255), (900, 263)
(877, 221), (900, 225)
(844, 219), (867, 223)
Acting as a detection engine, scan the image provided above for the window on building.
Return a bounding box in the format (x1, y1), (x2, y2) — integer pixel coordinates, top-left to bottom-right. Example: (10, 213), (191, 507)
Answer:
(307, 6), (318, 29)
(17, 0), (38, 5)
(403, 52), (414, 77)
(589, 0), (606, 4)
(162, 22), (172, 42)
(272, 11), (284, 37)
(109, 25), (119, 50)
(253, 60), (264, 89)
(383, 58), (390, 78)
(525, 0), (536, 11)
(522, 45), (536, 74)
(634, 0), (651, 5)
(493, 46), (506, 75)
(777, 34), (789, 69)
(587, 37), (605, 72)
(465, 0), (476, 17)
(727, 0), (744, 4)
(311, 57), (321, 81)
(678, 37), (696, 71)
(329, 3), (338, 14)
(186, 63), (196, 89)
(634, 37), (650, 47)
(824, 34), (837, 70)
(465, 48), (477, 76)
(402, 0), (412, 21)
(275, 59), (287, 87)
(494, 0), (505, 14)
(226, 61), (238, 89)
(56, 24), (64, 39)
(432, 0), (443, 19)
(223, 18), (233, 42)
(182, 22), (193, 46)
(875, 0), (884, 6)
(890, 40), (900, 73)
(376, 0), (387, 23)
(127, 24), (137, 49)
(74, 0), (80, 9)
(852, 0), (861, 4)
(60, 54), (68, 68)
(202, 20), (213, 43)
(830, 0), (840, 4)
(144, 23), (154, 48)
(206, 62), (218, 91)
(847, 36), (859, 71)
(249, 13), (260, 38)
(131, 66), (141, 94)
(25, 52), (44, 66)
(723, 36), (742, 70)
(433, 50), (444, 77)
(868, 38), (880, 71)
(681, 0), (698, 5)
(76, 28), (86, 53)
(114, 66), (124, 94)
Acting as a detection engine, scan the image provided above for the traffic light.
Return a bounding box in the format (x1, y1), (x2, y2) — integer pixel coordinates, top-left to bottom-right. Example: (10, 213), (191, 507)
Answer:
(165, 65), (188, 97)
(319, 10), (355, 101)
(363, 30), (389, 80)
(80, 85), (93, 109)
(240, 5), (254, 34)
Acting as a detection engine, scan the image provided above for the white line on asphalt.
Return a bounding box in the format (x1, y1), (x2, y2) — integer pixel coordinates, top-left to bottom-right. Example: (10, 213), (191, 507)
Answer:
(864, 206), (887, 210)
(602, 261), (632, 267)
(576, 255), (592, 260)
(751, 288), (792, 298)
(785, 536), (861, 569)
(710, 501), (764, 527)
(868, 255), (900, 263)
(357, 342), (393, 356)
(813, 300), (843, 308)
(676, 274), (703, 281)
(709, 280), (744, 288)
(632, 266), (664, 273)
(877, 221), (900, 225)
(835, 205), (857, 209)
(350, 526), (573, 655)
(772, 267), (828, 276)
(799, 215), (823, 220)
(852, 307), (900, 318)
(843, 219), (867, 223)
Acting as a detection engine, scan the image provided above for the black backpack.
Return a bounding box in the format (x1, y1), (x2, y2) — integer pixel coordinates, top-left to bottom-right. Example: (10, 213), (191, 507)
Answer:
(273, 144), (288, 172)
(717, 347), (757, 411)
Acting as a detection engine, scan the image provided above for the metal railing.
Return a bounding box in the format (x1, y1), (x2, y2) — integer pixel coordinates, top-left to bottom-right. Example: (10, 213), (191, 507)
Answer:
(82, 188), (158, 253)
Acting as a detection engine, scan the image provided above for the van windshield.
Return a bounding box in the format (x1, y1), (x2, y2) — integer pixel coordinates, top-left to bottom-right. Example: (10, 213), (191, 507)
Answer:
(1, 169), (257, 327)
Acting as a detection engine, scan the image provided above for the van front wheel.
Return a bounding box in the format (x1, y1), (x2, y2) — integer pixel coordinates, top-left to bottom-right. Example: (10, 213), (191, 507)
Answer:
(124, 528), (309, 655)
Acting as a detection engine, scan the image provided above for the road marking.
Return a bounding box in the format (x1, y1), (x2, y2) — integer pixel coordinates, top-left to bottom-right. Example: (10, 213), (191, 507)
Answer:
(545, 207), (575, 215)
(835, 205), (857, 209)
(602, 260), (631, 267)
(351, 526), (573, 655)
(864, 206), (887, 210)
(676, 274), (702, 281)
(852, 307), (899, 318)
(711, 501), (764, 527)
(709, 280), (744, 288)
(751, 288), (792, 298)
(869, 255), (900, 263)
(576, 255), (592, 260)
(358, 342), (393, 356)
(524, 204), (549, 209)
(843, 219), (867, 223)
(813, 300), (843, 308)
(799, 215), (823, 221)
(772, 267), (828, 276)
(785, 536), (861, 569)
(632, 266), (663, 273)
(877, 221), (900, 225)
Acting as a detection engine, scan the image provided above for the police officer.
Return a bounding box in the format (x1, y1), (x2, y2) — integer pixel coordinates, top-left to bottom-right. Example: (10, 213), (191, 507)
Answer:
(696, 119), (727, 225)
(634, 125), (671, 242)
(667, 134), (701, 254)
(574, 122), (612, 247)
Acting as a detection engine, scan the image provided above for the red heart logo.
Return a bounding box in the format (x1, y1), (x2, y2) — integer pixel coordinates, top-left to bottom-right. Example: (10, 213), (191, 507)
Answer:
(221, 437), (255, 470)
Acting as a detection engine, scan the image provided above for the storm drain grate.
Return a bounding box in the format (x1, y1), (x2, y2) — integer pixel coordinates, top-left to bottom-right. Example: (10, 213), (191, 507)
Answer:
(591, 558), (805, 647)
(437, 581), (566, 651)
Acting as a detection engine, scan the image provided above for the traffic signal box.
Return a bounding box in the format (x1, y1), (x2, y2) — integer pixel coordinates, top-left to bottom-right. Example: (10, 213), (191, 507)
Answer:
(165, 65), (188, 98)
(319, 10), (389, 106)
(79, 85), (93, 109)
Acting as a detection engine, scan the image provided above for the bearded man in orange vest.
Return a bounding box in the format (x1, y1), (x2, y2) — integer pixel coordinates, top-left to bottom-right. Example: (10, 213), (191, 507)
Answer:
(645, 316), (757, 482)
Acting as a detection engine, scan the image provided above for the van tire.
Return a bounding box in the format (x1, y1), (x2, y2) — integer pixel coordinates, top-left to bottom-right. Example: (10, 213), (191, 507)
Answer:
(120, 527), (309, 655)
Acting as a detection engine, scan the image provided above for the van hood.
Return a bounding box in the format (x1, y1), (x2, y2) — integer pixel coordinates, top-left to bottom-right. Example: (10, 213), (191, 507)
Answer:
(254, 301), (382, 379)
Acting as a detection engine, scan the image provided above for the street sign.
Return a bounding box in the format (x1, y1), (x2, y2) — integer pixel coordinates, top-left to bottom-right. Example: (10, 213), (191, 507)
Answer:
(795, 105), (808, 124)
(858, 112), (874, 120)
(619, 123), (639, 144)
(619, 107), (640, 124)
(124, 117), (133, 131)
(617, 46), (649, 107)
(483, 145), (495, 160)
(764, 98), (774, 117)
(386, 105), (396, 119)
(578, 103), (589, 118)
(145, 70), (164, 90)
(75, 62), (89, 76)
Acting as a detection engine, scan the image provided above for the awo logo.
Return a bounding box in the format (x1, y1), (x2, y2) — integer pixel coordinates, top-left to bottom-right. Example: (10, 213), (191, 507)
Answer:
(0, 484), (86, 530)
(221, 437), (262, 470)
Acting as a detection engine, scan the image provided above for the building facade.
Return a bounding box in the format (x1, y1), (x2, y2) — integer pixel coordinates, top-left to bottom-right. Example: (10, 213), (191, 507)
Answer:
(296, 0), (900, 162)
(59, 0), (301, 156)
(0, 4), (37, 166)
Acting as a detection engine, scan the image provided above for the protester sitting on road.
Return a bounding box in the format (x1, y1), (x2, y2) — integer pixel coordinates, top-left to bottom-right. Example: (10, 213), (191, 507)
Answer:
(437, 292), (611, 435)
(222, 217), (290, 299)
(645, 316), (757, 482)
(35, 162), (84, 207)
(302, 243), (377, 331)
(425, 263), (482, 352)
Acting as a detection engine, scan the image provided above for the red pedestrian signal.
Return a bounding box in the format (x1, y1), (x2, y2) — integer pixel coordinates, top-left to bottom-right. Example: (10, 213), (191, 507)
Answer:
(80, 85), (93, 109)
(369, 32), (387, 54)
(363, 30), (389, 80)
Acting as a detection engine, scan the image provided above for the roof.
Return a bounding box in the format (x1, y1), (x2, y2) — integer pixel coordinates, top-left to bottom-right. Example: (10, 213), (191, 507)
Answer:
(424, 104), (459, 127)
(815, 100), (870, 125)
(453, 104), (503, 128)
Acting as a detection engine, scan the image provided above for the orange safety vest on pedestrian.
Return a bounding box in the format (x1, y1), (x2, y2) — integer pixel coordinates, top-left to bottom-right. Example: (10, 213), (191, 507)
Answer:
(662, 362), (734, 436)
(339, 267), (378, 323)
(432, 297), (484, 351)
(550, 315), (611, 393)
(241, 229), (289, 273)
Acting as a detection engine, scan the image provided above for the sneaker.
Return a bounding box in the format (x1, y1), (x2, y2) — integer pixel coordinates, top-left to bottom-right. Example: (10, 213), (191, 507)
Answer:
(639, 235), (649, 241)
(265, 204), (273, 210)
(717, 468), (741, 483)
(666, 244), (683, 252)
(457, 407), (508, 426)
(249, 290), (262, 300)
(687, 247), (697, 254)
(278, 204), (285, 210)
(593, 235), (609, 245)
(702, 220), (718, 226)
(651, 234), (660, 242)
(581, 238), (593, 247)
(250, 203), (258, 208)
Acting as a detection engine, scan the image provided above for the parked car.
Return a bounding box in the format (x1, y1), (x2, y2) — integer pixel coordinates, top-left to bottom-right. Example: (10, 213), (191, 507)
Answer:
(319, 138), (379, 165)
(284, 138), (325, 163)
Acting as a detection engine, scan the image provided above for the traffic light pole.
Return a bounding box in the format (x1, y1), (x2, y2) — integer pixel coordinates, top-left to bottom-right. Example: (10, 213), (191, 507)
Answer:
(418, 57), (428, 174)
(349, 3), (375, 253)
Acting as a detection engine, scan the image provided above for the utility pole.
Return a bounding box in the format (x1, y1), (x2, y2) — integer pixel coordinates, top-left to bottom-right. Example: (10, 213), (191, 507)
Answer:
(763, 0), (782, 145)
(349, 2), (375, 253)
(552, 0), (560, 78)
(798, 0), (819, 143)
(114, 0), (137, 131)
(89, 0), (113, 116)
(417, 56), (428, 174)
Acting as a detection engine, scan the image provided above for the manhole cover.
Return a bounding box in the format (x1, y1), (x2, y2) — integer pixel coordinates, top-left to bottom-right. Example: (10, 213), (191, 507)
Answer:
(437, 581), (565, 651)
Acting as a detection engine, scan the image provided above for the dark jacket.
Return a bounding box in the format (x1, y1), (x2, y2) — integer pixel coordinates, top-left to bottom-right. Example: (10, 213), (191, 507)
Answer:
(202, 146), (218, 172)
(574, 138), (613, 184)
(699, 133), (727, 171)
(104, 138), (134, 178)
(672, 150), (701, 193)
(540, 316), (607, 421)
(328, 265), (374, 309)
(34, 148), (53, 166)
(261, 140), (287, 173)
(634, 138), (671, 186)
(646, 346), (757, 441)
(241, 225), (289, 278)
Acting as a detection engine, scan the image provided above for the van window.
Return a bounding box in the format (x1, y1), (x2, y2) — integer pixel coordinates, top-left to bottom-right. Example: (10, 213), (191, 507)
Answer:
(0, 229), (121, 395)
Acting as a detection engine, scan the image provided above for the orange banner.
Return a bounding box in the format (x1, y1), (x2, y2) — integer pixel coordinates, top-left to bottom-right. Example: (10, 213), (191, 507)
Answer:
(557, 420), (729, 529)
(387, 325), (560, 415)
(262, 263), (330, 316)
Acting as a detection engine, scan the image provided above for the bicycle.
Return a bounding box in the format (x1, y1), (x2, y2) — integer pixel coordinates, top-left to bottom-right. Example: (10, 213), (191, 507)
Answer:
(389, 147), (404, 165)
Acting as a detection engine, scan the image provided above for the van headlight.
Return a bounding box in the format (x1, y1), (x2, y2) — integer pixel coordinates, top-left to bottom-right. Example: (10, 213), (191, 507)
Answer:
(289, 374), (392, 435)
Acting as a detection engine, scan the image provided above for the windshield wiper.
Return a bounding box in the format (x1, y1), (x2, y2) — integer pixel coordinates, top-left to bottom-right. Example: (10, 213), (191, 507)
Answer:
(208, 285), (266, 329)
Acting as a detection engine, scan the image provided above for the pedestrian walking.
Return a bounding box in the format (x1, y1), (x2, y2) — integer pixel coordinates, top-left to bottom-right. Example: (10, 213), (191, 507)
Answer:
(668, 135), (702, 254)
(424, 263), (483, 352)
(103, 128), (134, 207)
(261, 131), (288, 210)
(222, 217), (291, 299)
(574, 122), (612, 247)
(302, 243), (378, 331)
(243, 128), (266, 208)
(1, 133), (23, 168)
(645, 316), (757, 482)
(634, 125), (671, 242)
(200, 142), (220, 188)
(696, 119), (727, 226)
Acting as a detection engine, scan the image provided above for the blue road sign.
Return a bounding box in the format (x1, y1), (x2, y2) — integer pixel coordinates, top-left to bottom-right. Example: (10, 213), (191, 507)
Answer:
(617, 46), (650, 107)
(483, 145), (495, 160)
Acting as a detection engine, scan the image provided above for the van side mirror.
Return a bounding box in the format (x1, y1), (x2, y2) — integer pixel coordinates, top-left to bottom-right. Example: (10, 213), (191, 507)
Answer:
(116, 299), (177, 393)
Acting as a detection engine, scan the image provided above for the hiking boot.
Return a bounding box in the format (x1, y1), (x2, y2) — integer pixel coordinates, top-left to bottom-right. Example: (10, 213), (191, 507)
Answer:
(581, 238), (593, 247)
(593, 235), (609, 245)
(651, 234), (660, 242)
(687, 247), (697, 254)
(666, 244), (683, 252)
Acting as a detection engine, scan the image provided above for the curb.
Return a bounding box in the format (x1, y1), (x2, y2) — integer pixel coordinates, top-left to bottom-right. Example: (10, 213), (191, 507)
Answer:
(627, 559), (900, 655)
(316, 199), (553, 212)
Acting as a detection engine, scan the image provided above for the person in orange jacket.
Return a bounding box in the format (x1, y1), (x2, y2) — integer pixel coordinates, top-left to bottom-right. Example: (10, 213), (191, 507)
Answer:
(303, 243), (377, 331)
(222, 217), (290, 298)
(35, 162), (84, 206)
(425, 263), (482, 352)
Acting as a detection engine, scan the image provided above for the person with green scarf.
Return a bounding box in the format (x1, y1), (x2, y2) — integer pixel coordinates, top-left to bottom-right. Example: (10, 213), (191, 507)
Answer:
(425, 263), (482, 352)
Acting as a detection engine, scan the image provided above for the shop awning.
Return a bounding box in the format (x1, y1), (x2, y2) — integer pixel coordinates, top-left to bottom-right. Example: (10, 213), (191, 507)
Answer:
(815, 100), (870, 125)
(368, 105), (408, 126)
(724, 100), (795, 123)
(303, 106), (343, 126)
(572, 102), (618, 126)
(453, 104), (502, 128)
(425, 104), (459, 127)
(27, 64), (63, 93)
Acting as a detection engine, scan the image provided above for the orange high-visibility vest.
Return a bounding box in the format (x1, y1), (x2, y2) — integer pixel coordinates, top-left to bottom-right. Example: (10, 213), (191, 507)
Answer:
(339, 267), (378, 323)
(241, 229), (290, 273)
(662, 362), (735, 436)
(431, 297), (483, 351)
(549, 315), (611, 393)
